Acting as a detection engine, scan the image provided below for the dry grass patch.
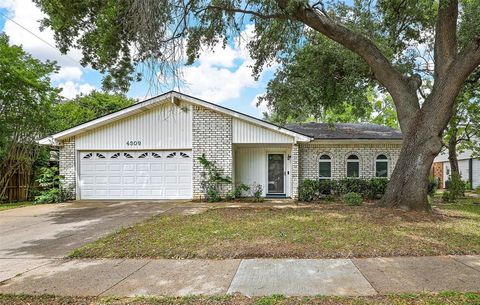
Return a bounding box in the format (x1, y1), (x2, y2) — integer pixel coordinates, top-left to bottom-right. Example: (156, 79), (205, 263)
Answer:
(70, 200), (480, 259)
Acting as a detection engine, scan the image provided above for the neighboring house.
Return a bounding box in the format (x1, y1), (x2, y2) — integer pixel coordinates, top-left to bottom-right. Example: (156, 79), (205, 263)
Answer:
(39, 91), (403, 200)
(433, 150), (480, 189)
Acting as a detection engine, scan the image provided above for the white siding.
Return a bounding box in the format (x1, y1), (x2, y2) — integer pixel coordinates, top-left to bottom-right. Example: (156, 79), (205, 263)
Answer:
(234, 145), (292, 196)
(232, 119), (294, 144)
(76, 103), (192, 150)
(473, 159), (480, 189)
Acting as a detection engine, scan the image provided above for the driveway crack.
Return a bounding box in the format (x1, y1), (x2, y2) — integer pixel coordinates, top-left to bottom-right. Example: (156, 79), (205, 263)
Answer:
(96, 259), (152, 296)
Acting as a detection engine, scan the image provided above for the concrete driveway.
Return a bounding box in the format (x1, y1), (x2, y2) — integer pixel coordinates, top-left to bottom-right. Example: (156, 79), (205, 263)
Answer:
(0, 200), (190, 259)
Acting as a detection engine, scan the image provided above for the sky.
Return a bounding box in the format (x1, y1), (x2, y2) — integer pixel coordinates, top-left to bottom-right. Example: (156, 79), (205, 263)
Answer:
(0, 0), (273, 118)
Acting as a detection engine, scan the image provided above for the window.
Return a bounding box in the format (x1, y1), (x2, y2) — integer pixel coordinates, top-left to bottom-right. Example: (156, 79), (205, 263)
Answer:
(180, 152), (190, 158)
(124, 153), (133, 159)
(152, 152), (161, 158)
(319, 154), (332, 179)
(375, 154), (389, 177)
(83, 153), (93, 159)
(110, 153), (120, 159)
(96, 153), (106, 159)
(166, 152), (176, 158)
(138, 152), (148, 158)
(347, 154), (360, 177)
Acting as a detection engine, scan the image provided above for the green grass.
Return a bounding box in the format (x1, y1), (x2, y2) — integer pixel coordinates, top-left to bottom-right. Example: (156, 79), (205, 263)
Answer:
(1, 292), (480, 305)
(70, 198), (480, 259)
(0, 202), (34, 211)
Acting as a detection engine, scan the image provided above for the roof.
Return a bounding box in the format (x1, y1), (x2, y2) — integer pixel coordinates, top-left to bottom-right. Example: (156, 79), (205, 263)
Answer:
(39, 91), (312, 145)
(285, 122), (403, 140)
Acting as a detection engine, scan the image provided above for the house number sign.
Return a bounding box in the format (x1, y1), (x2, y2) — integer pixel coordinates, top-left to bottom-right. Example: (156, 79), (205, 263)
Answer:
(126, 141), (142, 146)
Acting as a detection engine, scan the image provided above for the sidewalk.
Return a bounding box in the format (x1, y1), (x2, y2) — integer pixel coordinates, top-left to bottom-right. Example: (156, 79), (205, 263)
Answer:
(1, 255), (479, 297)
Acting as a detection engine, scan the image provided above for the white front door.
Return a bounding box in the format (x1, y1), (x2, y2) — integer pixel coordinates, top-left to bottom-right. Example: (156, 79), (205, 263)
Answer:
(79, 151), (192, 199)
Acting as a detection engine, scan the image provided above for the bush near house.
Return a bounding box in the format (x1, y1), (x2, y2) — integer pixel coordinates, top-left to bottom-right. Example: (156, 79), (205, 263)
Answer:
(298, 178), (389, 202)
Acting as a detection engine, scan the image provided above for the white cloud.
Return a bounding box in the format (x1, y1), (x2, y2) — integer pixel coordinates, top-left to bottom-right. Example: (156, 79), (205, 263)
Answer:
(50, 66), (83, 82)
(250, 94), (270, 117)
(1, 0), (97, 96)
(181, 24), (276, 104)
(58, 81), (95, 99)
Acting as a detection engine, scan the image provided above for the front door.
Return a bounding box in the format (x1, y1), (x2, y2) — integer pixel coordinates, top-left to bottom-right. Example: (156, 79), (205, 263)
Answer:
(267, 154), (285, 194)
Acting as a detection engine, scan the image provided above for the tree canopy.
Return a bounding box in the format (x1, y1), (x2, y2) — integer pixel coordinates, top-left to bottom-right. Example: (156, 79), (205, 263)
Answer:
(0, 34), (60, 199)
(52, 91), (136, 132)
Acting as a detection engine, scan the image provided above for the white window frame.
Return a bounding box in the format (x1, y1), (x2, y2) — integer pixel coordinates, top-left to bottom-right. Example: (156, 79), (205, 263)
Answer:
(318, 154), (332, 180)
(375, 154), (389, 178)
(346, 154), (360, 178)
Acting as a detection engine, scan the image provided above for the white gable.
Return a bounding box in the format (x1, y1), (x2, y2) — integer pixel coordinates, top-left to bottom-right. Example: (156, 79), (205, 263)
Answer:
(232, 118), (294, 144)
(75, 102), (192, 150)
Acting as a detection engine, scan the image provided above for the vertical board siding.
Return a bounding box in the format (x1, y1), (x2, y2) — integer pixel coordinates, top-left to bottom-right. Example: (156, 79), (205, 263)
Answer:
(232, 119), (293, 144)
(235, 145), (292, 197)
(473, 159), (480, 189)
(76, 103), (192, 150)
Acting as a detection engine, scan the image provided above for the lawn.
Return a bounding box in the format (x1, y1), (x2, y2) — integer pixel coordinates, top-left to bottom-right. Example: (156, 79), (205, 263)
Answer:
(70, 198), (480, 259)
(0, 202), (34, 211)
(1, 292), (480, 305)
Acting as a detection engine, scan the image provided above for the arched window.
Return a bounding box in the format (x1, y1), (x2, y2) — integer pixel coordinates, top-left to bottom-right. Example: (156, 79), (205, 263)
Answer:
(347, 154), (360, 178)
(319, 155), (331, 179)
(375, 154), (389, 177)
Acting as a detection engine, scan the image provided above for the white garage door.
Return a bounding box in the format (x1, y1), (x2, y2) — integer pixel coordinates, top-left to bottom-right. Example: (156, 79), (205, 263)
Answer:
(79, 151), (192, 199)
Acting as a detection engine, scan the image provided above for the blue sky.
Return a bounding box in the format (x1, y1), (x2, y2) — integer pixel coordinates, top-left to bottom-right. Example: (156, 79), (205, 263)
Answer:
(0, 0), (273, 118)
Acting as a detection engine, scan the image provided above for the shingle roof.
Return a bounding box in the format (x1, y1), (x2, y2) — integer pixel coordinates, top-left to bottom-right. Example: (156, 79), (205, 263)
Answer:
(285, 122), (403, 140)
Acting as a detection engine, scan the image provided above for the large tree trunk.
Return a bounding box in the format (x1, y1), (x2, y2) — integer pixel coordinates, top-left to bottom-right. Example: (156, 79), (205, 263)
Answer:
(379, 113), (444, 211)
(447, 127), (460, 177)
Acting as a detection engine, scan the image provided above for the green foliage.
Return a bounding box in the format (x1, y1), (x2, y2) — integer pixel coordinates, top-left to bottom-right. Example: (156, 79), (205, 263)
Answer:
(428, 176), (439, 196)
(197, 154), (231, 202)
(250, 182), (263, 202)
(343, 192), (363, 206)
(443, 173), (467, 203)
(226, 183), (251, 200)
(52, 91), (135, 132)
(34, 167), (73, 204)
(476, 185), (480, 195)
(0, 34), (60, 200)
(298, 178), (390, 202)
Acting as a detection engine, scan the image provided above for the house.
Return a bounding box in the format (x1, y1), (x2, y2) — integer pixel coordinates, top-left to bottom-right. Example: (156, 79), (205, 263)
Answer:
(432, 150), (480, 189)
(39, 91), (403, 200)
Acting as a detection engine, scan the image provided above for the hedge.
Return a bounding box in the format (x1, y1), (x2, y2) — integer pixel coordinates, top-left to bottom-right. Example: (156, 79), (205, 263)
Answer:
(298, 178), (389, 202)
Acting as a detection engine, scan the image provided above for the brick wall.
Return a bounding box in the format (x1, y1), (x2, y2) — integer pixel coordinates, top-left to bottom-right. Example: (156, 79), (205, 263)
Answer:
(192, 106), (233, 199)
(59, 137), (76, 198)
(298, 142), (402, 181)
(291, 144), (299, 199)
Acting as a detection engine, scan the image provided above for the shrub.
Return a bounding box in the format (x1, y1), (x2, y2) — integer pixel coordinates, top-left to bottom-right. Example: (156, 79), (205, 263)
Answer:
(318, 179), (338, 196)
(428, 176), (439, 196)
(476, 185), (480, 195)
(250, 182), (263, 202)
(226, 183), (251, 200)
(366, 178), (389, 199)
(336, 178), (370, 197)
(34, 167), (73, 204)
(343, 192), (363, 206)
(298, 179), (320, 202)
(443, 173), (466, 202)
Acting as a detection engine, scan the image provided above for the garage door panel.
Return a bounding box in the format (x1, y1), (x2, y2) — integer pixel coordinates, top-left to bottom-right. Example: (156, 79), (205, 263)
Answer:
(80, 150), (192, 199)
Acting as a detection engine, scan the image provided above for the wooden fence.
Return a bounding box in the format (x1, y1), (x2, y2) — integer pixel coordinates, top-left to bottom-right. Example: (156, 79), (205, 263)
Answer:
(5, 172), (29, 201)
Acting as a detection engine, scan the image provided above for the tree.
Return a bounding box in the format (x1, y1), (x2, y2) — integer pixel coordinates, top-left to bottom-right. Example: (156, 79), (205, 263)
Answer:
(260, 33), (399, 128)
(0, 34), (60, 200)
(33, 0), (480, 210)
(52, 91), (136, 132)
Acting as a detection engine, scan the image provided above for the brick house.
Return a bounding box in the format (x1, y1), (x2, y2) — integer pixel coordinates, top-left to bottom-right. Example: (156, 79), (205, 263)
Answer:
(39, 91), (402, 200)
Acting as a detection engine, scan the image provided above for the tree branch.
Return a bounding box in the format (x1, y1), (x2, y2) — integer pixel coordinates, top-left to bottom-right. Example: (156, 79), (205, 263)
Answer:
(275, 1), (419, 131)
(434, 0), (458, 80)
(205, 5), (288, 20)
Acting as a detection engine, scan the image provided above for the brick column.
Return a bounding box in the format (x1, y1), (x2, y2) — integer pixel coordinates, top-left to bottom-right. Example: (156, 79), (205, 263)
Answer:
(59, 137), (76, 199)
(192, 106), (233, 199)
(291, 144), (299, 199)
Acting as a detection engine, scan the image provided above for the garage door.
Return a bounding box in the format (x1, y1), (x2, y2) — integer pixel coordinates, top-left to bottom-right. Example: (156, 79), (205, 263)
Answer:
(79, 151), (192, 199)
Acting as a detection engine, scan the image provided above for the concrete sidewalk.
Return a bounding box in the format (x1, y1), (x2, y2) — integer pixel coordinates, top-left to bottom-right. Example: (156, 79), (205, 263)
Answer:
(1, 255), (479, 297)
